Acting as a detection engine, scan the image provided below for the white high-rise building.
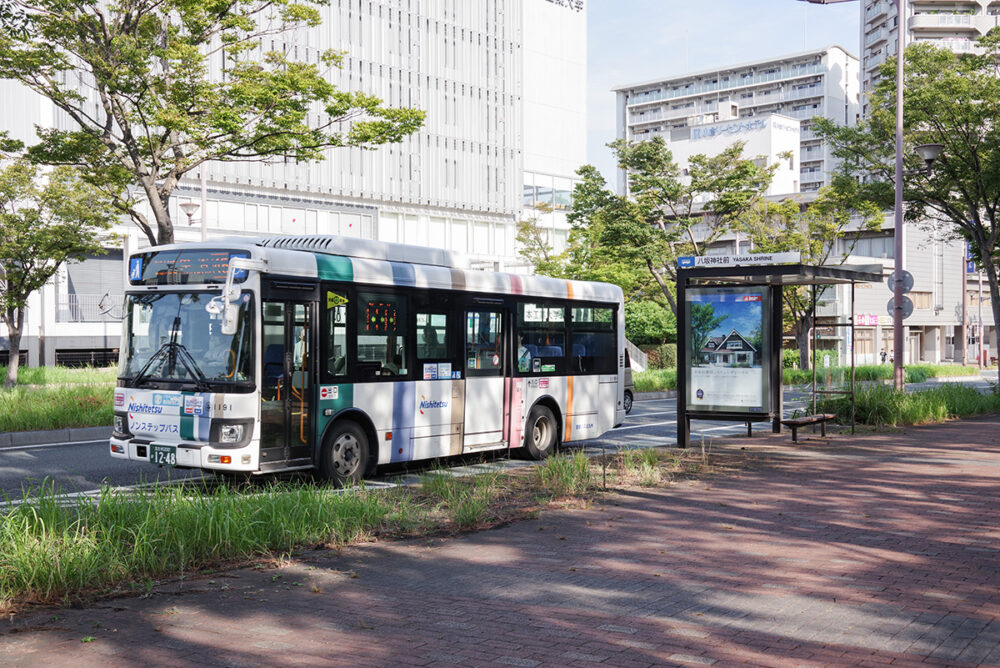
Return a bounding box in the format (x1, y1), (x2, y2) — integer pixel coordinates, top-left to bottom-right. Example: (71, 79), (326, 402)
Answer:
(613, 46), (860, 196)
(861, 0), (1000, 115)
(1, 0), (587, 366)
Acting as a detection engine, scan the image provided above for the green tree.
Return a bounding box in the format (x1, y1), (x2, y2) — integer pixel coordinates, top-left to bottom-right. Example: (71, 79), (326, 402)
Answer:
(515, 205), (565, 277)
(624, 299), (676, 345)
(0, 0), (425, 246)
(0, 160), (116, 388)
(739, 177), (883, 369)
(571, 138), (777, 316)
(816, 37), (1000, 362)
(689, 302), (728, 366)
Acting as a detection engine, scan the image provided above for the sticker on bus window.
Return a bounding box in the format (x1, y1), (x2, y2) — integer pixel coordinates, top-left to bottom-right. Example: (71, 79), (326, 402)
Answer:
(491, 354), (500, 367)
(532, 358), (541, 373)
(423, 363), (438, 380)
(452, 371), (461, 379)
(468, 357), (477, 369)
(320, 385), (339, 400)
(326, 292), (348, 309)
(541, 364), (555, 373)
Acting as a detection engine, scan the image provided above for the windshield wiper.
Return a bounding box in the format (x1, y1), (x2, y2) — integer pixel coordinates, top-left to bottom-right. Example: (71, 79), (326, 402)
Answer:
(131, 342), (210, 392)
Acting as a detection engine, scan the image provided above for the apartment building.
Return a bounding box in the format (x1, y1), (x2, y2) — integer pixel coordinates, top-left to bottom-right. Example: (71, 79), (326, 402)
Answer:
(861, 0), (1000, 114)
(0, 0), (588, 367)
(612, 46), (860, 196)
(855, 0), (996, 362)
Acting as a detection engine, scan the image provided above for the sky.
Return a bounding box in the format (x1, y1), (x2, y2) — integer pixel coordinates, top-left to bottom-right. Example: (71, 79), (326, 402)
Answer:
(586, 0), (862, 188)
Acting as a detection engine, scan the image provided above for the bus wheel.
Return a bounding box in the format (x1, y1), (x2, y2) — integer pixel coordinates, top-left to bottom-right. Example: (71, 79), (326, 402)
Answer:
(321, 422), (369, 486)
(524, 405), (558, 460)
(623, 390), (633, 415)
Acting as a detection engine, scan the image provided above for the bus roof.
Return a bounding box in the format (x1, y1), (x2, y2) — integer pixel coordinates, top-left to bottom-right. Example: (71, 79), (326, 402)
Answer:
(255, 235), (468, 269)
(131, 235), (623, 304)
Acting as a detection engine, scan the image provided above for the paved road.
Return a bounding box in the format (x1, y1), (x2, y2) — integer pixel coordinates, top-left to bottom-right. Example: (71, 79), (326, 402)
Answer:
(0, 396), (812, 499)
(4, 410), (1000, 666)
(0, 373), (992, 498)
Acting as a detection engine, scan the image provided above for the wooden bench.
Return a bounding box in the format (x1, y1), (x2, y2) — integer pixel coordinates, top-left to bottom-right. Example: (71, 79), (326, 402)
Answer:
(780, 414), (836, 443)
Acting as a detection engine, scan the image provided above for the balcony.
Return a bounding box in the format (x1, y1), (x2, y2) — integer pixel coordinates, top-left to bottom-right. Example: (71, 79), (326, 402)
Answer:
(865, 1), (889, 23)
(624, 63), (827, 108)
(865, 28), (888, 46)
(909, 13), (977, 32)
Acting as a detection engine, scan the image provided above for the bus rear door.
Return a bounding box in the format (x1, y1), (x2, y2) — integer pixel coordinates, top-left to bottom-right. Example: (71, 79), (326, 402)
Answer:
(463, 306), (506, 449)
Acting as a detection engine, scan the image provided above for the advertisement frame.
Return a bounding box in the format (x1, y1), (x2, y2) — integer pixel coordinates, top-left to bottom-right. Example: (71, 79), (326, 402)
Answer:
(684, 286), (771, 415)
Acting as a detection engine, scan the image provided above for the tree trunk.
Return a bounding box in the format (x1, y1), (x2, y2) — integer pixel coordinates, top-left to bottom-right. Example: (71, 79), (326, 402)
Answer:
(647, 259), (678, 316)
(796, 320), (811, 371)
(140, 177), (174, 245)
(3, 308), (24, 390)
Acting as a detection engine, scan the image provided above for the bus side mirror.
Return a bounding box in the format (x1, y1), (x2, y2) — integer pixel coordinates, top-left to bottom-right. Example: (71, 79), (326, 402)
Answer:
(221, 303), (239, 336)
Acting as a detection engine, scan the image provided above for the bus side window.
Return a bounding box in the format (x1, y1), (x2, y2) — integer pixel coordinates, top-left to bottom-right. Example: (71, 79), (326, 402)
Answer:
(517, 302), (566, 375)
(571, 306), (616, 374)
(357, 292), (409, 378)
(325, 291), (348, 377)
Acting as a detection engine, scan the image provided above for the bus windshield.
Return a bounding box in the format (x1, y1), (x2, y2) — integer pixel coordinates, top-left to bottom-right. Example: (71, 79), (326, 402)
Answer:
(119, 292), (254, 388)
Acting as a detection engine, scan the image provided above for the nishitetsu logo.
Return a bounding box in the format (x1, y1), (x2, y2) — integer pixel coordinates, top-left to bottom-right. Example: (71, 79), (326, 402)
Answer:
(418, 395), (448, 415)
(127, 396), (164, 414)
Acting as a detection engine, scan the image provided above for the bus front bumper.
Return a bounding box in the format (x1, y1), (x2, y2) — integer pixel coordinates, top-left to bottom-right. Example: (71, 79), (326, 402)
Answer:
(109, 435), (260, 472)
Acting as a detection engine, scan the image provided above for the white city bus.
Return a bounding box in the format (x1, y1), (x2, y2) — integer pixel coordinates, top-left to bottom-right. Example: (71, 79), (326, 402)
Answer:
(111, 235), (626, 484)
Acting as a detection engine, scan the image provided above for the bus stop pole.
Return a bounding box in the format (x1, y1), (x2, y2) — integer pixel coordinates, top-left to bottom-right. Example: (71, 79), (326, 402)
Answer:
(676, 271), (688, 448)
(771, 284), (783, 433)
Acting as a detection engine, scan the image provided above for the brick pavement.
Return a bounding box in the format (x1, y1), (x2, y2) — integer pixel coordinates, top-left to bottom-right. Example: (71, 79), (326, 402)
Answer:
(3, 415), (1000, 667)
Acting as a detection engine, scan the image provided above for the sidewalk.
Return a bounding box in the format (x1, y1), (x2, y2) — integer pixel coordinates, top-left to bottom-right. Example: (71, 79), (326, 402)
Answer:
(3, 416), (1000, 667)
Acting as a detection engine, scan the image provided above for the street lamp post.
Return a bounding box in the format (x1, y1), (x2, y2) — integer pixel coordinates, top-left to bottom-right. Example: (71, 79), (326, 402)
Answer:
(891, 0), (907, 389)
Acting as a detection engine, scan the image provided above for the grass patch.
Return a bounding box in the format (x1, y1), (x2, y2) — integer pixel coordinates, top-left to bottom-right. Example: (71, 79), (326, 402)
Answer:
(636, 364), (983, 393)
(819, 383), (1000, 427)
(0, 447), (720, 610)
(0, 365), (117, 386)
(634, 368), (677, 392)
(0, 384), (114, 432)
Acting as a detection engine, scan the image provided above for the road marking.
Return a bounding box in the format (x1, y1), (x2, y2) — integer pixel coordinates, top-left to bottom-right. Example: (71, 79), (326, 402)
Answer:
(0, 439), (107, 453)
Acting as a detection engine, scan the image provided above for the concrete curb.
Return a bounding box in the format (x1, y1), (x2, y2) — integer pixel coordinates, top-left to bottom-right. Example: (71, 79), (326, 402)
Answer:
(0, 425), (112, 448)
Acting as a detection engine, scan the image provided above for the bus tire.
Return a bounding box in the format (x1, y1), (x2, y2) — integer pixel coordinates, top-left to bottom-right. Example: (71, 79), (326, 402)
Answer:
(624, 390), (633, 415)
(523, 404), (558, 460)
(320, 421), (369, 486)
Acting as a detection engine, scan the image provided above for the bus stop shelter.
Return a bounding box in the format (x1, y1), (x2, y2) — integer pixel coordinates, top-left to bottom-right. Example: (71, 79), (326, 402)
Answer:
(676, 262), (883, 448)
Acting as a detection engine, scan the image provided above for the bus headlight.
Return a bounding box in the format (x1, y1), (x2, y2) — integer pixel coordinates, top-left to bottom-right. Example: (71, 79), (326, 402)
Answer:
(219, 424), (244, 443)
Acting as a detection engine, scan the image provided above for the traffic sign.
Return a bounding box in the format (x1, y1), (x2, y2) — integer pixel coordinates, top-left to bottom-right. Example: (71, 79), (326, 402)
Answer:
(887, 296), (914, 320)
(886, 270), (914, 293)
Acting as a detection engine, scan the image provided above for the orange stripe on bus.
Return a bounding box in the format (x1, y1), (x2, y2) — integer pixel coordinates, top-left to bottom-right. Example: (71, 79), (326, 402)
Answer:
(565, 376), (574, 442)
(566, 281), (574, 299)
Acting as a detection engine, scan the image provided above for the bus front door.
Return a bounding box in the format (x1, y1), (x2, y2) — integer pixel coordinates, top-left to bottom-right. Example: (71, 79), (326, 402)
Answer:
(463, 308), (506, 449)
(260, 301), (313, 468)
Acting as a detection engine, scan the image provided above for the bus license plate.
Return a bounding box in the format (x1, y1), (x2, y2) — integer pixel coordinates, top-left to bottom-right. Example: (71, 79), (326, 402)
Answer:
(150, 444), (176, 466)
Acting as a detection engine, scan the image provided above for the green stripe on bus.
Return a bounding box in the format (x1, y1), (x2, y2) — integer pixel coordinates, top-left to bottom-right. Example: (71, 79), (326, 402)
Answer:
(315, 254), (353, 282)
(315, 383), (354, 443)
(180, 414), (194, 440)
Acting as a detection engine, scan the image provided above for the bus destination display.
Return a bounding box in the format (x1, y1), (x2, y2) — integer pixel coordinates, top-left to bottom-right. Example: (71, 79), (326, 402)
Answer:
(128, 250), (249, 285)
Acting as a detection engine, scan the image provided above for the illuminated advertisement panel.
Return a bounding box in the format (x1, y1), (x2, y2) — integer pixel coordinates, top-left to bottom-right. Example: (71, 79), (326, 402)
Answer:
(685, 286), (770, 413)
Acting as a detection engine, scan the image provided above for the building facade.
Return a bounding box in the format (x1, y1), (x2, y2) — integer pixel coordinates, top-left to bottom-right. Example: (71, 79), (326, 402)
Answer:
(612, 46), (860, 196)
(857, 0), (997, 363)
(861, 0), (1000, 115)
(1, 0), (588, 367)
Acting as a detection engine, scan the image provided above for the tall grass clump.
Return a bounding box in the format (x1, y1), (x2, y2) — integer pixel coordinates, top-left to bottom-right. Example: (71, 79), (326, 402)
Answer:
(534, 452), (591, 497)
(0, 481), (400, 607)
(0, 365), (118, 386)
(819, 383), (1000, 427)
(620, 448), (663, 486)
(419, 468), (507, 529)
(0, 384), (114, 432)
(634, 368), (676, 392)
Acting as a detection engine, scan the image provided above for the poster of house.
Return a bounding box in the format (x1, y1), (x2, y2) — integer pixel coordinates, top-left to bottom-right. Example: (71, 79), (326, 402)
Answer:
(685, 287), (768, 412)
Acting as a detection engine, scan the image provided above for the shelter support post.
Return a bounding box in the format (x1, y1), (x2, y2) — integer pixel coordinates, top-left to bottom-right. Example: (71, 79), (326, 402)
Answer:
(770, 284), (783, 434)
(676, 273), (688, 448)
